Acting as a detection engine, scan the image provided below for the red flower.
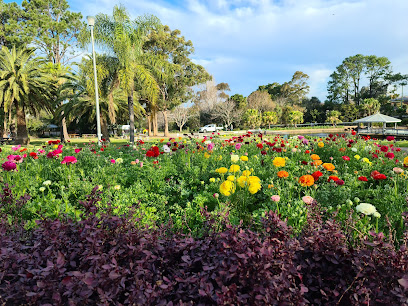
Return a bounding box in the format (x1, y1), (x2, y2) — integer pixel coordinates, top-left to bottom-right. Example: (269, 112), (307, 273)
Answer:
(342, 155), (350, 161)
(301, 161), (308, 165)
(371, 170), (387, 180)
(387, 136), (395, 141)
(335, 179), (345, 185)
(305, 150), (310, 154)
(385, 152), (394, 159)
(261, 150), (267, 155)
(328, 175), (339, 182)
(146, 150), (154, 157)
(372, 154), (378, 159)
(256, 143), (263, 149)
(380, 145), (388, 152)
(312, 171), (323, 181)
(2, 161), (17, 171)
(29, 152), (37, 158)
(358, 176), (368, 181)
(351, 130), (356, 135)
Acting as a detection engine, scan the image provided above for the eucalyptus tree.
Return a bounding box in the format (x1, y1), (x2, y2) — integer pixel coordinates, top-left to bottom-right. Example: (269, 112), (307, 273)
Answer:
(0, 46), (54, 144)
(88, 5), (161, 143)
(143, 25), (210, 136)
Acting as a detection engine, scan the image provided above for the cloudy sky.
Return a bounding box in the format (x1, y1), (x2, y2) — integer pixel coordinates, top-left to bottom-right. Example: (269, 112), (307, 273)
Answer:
(11, 0), (408, 101)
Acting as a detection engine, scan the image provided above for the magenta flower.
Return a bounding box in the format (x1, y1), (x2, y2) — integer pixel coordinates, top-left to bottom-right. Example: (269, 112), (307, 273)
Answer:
(235, 143), (242, 150)
(61, 156), (77, 165)
(2, 161), (17, 171)
(110, 159), (116, 164)
(7, 155), (23, 163)
(74, 148), (82, 153)
(271, 195), (280, 202)
(207, 143), (214, 151)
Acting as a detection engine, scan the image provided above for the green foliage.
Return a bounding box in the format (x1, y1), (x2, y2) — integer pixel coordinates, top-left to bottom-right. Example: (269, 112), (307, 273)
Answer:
(243, 109), (261, 129)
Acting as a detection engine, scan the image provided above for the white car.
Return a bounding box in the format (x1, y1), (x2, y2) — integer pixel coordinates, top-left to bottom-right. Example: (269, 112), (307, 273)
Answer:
(198, 124), (224, 133)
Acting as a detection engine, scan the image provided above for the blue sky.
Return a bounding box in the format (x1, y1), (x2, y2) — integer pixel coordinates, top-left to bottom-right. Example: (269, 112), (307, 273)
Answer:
(7, 0), (408, 101)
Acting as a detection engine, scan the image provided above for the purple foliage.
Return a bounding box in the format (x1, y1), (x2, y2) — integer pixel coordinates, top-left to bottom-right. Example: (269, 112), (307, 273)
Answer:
(0, 189), (407, 305)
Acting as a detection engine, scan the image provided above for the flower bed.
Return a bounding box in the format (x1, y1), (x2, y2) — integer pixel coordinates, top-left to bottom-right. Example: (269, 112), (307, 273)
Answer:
(1, 133), (408, 303)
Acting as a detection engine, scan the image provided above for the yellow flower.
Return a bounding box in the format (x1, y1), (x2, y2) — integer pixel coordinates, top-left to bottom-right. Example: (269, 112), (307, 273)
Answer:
(317, 142), (324, 148)
(362, 158), (372, 165)
(209, 178), (216, 183)
(116, 158), (123, 164)
(114, 185), (121, 190)
(404, 156), (408, 166)
(242, 170), (251, 177)
(178, 137), (182, 140)
(216, 167), (228, 174)
(354, 155), (361, 160)
(218, 155), (223, 161)
(53, 144), (58, 149)
(220, 180), (235, 196)
(310, 154), (320, 160)
(131, 161), (137, 165)
(229, 164), (240, 173)
(240, 156), (248, 162)
(248, 182), (262, 194)
(204, 152), (211, 159)
(322, 163), (335, 171)
(237, 176), (247, 188)
(272, 157), (286, 167)
(227, 175), (236, 181)
(231, 154), (239, 163)
(248, 176), (261, 184)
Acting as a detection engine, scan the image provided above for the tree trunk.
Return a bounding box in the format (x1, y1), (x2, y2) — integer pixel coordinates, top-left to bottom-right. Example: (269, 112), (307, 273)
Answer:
(147, 114), (152, 136)
(128, 95), (135, 143)
(179, 125), (183, 132)
(163, 109), (169, 137)
(152, 111), (158, 136)
(101, 115), (110, 142)
(15, 102), (29, 145)
(2, 111), (8, 138)
(62, 116), (70, 142)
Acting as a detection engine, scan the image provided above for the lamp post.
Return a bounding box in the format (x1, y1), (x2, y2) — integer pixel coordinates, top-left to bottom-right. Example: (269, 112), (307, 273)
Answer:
(86, 16), (102, 145)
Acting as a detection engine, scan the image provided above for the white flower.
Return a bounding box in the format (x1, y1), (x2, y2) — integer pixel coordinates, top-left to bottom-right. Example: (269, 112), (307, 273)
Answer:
(231, 154), (239, 163)
(39, 187), (46, 192)
(43, 180), (52, 186)
(163, 145), (171, 153)
(373, 212), (381, 218)
(114, 185), (121, 190)
(356, 203), (377, 216)
(351, 147), (358, 152)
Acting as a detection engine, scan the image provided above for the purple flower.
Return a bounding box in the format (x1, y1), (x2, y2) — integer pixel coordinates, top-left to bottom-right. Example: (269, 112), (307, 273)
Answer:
(207, 143), (214, 151)
(302, 139), (309, 145)
(2, 161), (17, 171)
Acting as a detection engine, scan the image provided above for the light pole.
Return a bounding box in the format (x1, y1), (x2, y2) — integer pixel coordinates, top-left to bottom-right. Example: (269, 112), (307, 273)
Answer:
(86, 16), (102, 145)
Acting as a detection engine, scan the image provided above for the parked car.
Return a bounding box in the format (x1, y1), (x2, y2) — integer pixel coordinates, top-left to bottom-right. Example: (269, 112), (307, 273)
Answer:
(198, 124), (224, 133)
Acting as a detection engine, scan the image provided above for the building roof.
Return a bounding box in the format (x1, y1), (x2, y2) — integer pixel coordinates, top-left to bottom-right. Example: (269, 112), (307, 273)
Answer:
(390, 96), (408, 103)
(353, 113), (401, 123)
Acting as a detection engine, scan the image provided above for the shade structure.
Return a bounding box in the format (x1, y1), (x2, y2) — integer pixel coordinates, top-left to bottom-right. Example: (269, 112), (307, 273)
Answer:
(353, 113), (401, 123)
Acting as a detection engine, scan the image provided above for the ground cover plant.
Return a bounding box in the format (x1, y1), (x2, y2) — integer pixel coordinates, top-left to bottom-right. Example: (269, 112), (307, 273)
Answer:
(1, 132), (408, 303)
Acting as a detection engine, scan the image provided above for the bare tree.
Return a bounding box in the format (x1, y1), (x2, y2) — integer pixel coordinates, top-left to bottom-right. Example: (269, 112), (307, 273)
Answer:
(170, 105), (196, 132)
(212, 100), (243, 127)
(247, 90), (276, 113)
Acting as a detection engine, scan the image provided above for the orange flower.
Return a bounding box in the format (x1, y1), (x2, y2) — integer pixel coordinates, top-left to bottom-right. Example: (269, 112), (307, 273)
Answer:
(277, 170), (289, 178)
(339, 148), (346, 152)
(299, 175), (315, 187)
(312, 160), (323, 166)
(328, 175), (339, 182)
(322, 163), (335, 171)
(310, 154), (320, 160)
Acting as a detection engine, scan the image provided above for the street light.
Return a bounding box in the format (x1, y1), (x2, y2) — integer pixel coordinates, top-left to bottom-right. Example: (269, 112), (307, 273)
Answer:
(86, 16), (102, 145)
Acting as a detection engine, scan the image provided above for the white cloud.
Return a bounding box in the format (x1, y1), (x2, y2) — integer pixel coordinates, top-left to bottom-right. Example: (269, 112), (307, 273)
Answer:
(74, 0), (408, 100)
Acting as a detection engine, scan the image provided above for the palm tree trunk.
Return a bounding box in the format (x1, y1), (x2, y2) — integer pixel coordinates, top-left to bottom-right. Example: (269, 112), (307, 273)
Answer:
(163, 109), (169, 137)
(62, 115), (70, 142)
(101, 115), (110, 142)
(128, 95), (135, 143)
(2, 111), (8, 138)
(15, 102), (29, 145)
(147, 114), (152, 136)
(152, 111), (158, 136)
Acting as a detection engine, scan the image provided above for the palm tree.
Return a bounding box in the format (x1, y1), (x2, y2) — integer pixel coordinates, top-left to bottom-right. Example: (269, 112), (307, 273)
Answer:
(288, 110), (304, 128)
(89, 5), (161, 143)
(0, 46), (53, 144)
(58, 55), (128, 141)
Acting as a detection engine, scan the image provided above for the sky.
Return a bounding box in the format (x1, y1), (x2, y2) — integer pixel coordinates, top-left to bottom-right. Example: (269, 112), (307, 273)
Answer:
(7, 0), (408, 101)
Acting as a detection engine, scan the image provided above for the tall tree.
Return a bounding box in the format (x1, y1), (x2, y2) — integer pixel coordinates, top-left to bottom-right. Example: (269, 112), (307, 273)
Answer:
(229, 94), (247, 109)
(0, 46), (53, 144)
(364, 55), (391, 98)
(247, 90), (275, 113)
(143, 25), (210, 136)
(90, 5), (161, 143)
(262, 111), (278, 129)
(288, 110), (303, 127)
(243, 109), (261, 129)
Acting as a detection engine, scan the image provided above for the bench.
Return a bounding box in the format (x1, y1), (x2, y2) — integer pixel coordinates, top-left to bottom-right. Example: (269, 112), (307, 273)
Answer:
(68, 134), (80, 138)
(0, 137), (13, 145)
(82, 134), (97, 138)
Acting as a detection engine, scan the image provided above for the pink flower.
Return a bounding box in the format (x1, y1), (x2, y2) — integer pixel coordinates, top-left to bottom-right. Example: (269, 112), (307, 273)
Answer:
(342, 156), (350, 161)
(74, 148), (82, 153)
(302, 196), (314, 205)
(393, 167), (404, 174)
(2, 161), (17, 171)
(61, 156), (77, 165)
(110, 159), (116, 164)
(235, 143), (242, 150)
(140, 162), (143, 168)
(11, 145), (21, 152)
(271, 195), (280, 202)
(135, 159), (140, 164)
(7, 155), (22, 163)
(207, 143), (214, 151)
(38, 149), (45, 154)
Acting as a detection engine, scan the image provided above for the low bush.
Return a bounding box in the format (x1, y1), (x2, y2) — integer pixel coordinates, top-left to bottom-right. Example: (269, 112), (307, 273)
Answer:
(0, 188), (407, 305)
